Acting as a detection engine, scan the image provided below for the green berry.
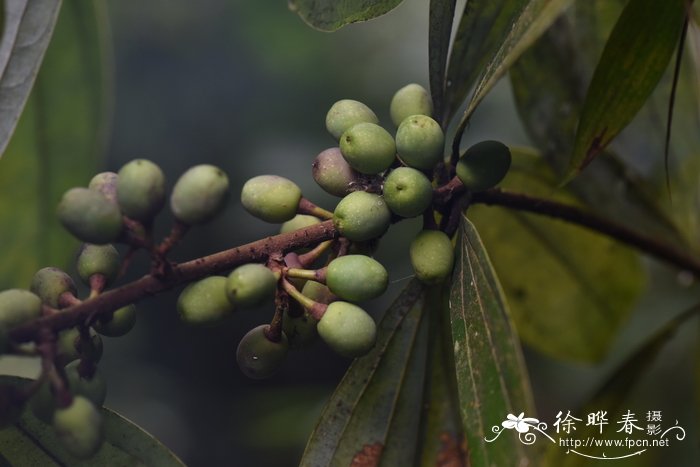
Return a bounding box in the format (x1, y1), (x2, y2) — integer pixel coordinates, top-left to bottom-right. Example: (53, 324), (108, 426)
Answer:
(52, 396), (104, 459)
(88, 172), (118, 203)
(339, 122), (396, 174)
(395, 115), (444, 170)
(409, 230), (455, 284)
(312, 147), (361, 197)
(333, 191), (391, 242)
(93, 304), (136, 337)
(456, 140), (512, 192)
(177, 276), (234, 325)
(326, 99), (379, 140)
(390, 83), (433, 127)
(280, 214), (321, 234)
(57, 188), (123, 244)
(0, 289), (42, 329)
(57, 327), (103, 367)
(65, 361), (107, 407)
(225, 264), (277, 308)
(170, 164), (230, 225)
(240, 175), (302, 223)
(318, 301), (376, 358)
(116, 159), (166, 222)
(301, 280), (335, 304)
(30, 267), (77, 308)
(326, 255), (388, 301)
(383, 167), (433, 217)
(236, 325), (288, 379)
(76, 244), (120, 287)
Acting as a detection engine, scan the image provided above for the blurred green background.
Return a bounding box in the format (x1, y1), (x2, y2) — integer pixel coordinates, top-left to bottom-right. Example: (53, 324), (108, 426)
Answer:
(1, 0), (699, 465)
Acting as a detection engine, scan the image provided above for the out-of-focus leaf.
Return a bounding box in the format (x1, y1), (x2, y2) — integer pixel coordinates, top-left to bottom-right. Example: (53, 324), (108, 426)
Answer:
(0, 376), (185, 466)
(510, 17), (688, 249)
(541, 306), (697, 467)
(415, 286), (467, 467)
(0, 0), (61, 159)
(565, 0), (686, 182)
(0, 1), (109, 288)
(449, 216), (537, 467)
(468, 149), (645, 362)
(300, 280), (429, 467)
(289, 0), (404, 32)
(444, 0), (571, 128)
(428, 0), (456, 125)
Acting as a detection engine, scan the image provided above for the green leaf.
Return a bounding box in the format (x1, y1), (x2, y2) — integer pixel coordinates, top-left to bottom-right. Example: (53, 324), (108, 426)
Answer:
(444, 0), (571, 126)
(0, 0), (62, 159)
(565, 0), (687, 182)
(0, 1), (108, 288)
(300, 280), (429, 467)
(289, 0), (404, 32)
(428, 0), (456, 125)
(0, 376), (185, 466)
(468, 149), (645, 362)
(510, 17), (688, 248)
(449, 215), (537, 467)
(414, 286), (467, 466)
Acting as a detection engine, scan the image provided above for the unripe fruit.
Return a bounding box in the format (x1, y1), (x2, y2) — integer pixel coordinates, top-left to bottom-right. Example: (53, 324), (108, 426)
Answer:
(318, 301), (376, 358)
(0, 289), (42, 328)
(326, 99), (379, 140)
(30, 267), (77, 308)
(395, 115), (444, 170)
(93, 304), (136, 337)
(339, 122), (396, 174)
(390, 83), (433, 127)
(170, 164), (230, 225)
(57, 188), (123, 244)
(225, 264), (277, 308)
(88, 172), (119, 203)
(116, 159), (166, 222)
(326, 255), (388, 301)
(409, 230), (455, 284)
(236, 325), (288, 379)
(280, 214), (321, 234)
(52, 396), (104, 459)
(57, 327), (103, 367)
(333, 191), (391, 242)
(312, 147), (361, 197)
(76, 244), (120, 287)
(65, 361), (107, 407)
(177, 276), (234, 325)
(383, 167), (433, 217)
(456, 140), (512, 192)
(240, 175), (302, 223)
(30, 381), (57, 423)
(301, 280), (335, 304)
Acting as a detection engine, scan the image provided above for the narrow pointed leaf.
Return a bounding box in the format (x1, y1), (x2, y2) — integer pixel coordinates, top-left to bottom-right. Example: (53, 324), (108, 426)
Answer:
(0, 376), (185, 466)
(510, 17), (688, 248)
(566, 0), (686, 182)
(0, 0), (61, 159)
(289, 0), (404, 32)
(415, 286), (468, 467)
(300, 280), (429, 466)
(469, 149), (645, 362)
(449, 216), (537, 467)
(0, 0), (108, 288)
(444, 0), (571, 126)
(429, 0), (456, 125)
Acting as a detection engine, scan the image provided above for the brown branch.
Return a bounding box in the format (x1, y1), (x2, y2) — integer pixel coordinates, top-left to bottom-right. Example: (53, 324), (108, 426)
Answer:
(470, 189), (700, 275)
(9, 220), (339, 344)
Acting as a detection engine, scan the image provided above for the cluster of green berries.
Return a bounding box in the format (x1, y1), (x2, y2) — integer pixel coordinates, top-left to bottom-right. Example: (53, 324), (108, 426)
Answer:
(174, 84), (512, 380)
(0, 159), (231, 458)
